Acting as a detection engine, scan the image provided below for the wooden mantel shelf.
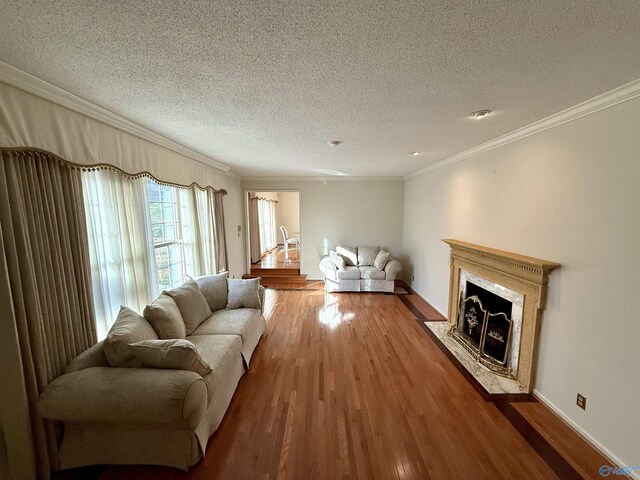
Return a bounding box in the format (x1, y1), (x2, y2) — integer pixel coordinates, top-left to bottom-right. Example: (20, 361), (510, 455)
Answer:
(443, 239), (560, 285)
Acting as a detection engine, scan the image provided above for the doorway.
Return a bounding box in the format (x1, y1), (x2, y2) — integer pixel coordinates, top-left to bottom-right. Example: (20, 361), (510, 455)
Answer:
(244, 191), (305, 286)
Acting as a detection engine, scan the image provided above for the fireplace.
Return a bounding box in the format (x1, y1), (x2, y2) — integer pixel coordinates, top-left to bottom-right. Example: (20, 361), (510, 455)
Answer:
(442, 240), (559, 392)
(451, 278), (519, 377)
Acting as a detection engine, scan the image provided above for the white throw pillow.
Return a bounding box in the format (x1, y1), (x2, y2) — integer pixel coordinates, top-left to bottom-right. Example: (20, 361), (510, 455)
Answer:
(128, 339), (212, 377)
(336, 246), (357, 266)
(227, 278), (262, 309)
(104, 306), (158, 368)
(374, 249), (390, 270)
(329, 250), (346, 270)
(166, 278), (212, 335)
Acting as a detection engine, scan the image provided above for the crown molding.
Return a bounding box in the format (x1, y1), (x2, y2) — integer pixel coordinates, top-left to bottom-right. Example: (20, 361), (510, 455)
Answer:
(242, 175), (403, 183)
(225, 170), (243, 181)
(0, 60), (231, 173)
(405, 78), (640, 180)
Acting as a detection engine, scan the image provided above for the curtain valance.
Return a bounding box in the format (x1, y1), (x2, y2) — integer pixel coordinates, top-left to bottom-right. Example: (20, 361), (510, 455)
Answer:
(0, 83), (228, 190)
(1, 147), (227, 194)
(250, 195), (278, 203)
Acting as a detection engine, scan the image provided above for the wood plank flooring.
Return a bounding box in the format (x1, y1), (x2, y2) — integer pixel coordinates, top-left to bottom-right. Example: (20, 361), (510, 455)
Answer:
(256, 246), (300, 269)
(244, 248), (307, 287)
(97, 289), (566, 480)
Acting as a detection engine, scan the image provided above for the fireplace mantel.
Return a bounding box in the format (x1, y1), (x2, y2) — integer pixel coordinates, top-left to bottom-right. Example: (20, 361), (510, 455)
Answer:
(443, 239), (560, 392)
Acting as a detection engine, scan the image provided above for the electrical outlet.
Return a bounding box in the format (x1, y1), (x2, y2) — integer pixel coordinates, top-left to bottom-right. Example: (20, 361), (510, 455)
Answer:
(576, 393), (587, 410)
(412, 275), (415, 282)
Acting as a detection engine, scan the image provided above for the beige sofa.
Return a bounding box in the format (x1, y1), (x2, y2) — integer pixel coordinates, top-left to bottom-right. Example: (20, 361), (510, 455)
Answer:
(319, 246), (402, 293)
(37, 274), (267, 471)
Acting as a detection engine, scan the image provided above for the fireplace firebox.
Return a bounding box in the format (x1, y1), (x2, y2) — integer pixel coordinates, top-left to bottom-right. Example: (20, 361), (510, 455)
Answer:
(452, 282), (515, 376)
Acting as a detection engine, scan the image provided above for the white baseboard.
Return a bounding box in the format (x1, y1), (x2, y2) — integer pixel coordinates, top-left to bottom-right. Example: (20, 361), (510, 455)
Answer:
(533, 390), (639, 479)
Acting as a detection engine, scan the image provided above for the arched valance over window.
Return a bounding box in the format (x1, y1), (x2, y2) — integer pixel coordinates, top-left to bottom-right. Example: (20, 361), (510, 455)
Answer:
(0, 82), (228, 190)
(1, 147), (228, 194)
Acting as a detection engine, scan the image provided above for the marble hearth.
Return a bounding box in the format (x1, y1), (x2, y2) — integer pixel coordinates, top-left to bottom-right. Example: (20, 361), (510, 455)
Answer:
(426, 321), (526, 394)
(442, 240), (560, 393)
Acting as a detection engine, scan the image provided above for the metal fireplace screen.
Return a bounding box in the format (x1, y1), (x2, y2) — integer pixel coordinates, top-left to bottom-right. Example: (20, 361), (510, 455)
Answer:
(454, 294), (513, 372)
(481, 312), (512, 366)
(458, 296), (485, 349)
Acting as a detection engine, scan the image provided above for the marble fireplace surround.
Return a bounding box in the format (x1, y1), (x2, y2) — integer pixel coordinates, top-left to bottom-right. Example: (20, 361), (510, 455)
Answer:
(443, 240), (560, 392)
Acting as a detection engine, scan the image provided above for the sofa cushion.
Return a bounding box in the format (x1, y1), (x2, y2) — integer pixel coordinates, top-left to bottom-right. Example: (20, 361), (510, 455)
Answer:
(128, 339), (213, 376)
(190, 308), (266, 366)
(144, 294), (186, 339)
(336, 246), (357, 266)
(358, 246), (380, 266)
(166, 279), (212, 335)
(374, 249), (390, 270)
(188, 335), (243, 402)
(336, 266), (361, 280)
(103, 306), (158, 368)
(359, 266), (386, 280)
(196, 272), (228, 312)
(227, 278), (261, 309)
(329, 250), (346, 270)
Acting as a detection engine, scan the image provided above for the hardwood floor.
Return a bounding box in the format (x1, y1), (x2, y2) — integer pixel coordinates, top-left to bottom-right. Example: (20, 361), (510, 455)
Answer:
(257, 246), (300, 269)
(96, 288), (577, 480)
(244, 247), (308, 287)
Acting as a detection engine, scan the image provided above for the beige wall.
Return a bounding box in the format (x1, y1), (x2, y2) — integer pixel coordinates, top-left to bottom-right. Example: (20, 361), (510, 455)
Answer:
(275, 192), (300, 242)
(242, 180), (404, 277)
(403, 97), (640, 469)
(224, 177), (245, 279)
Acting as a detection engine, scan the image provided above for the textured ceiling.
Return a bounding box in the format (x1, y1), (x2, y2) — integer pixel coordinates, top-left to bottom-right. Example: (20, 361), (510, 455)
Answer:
(1, 1), (640, 177)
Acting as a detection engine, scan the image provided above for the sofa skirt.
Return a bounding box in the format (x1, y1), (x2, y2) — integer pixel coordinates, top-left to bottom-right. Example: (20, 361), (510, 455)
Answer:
(324, 278), (394, 293)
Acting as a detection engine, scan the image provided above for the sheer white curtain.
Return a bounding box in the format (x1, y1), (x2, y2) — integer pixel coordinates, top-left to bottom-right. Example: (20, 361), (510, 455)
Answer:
(249, 195), (261, 263)
(82, 169), (157, 339)
(258, 198), (277, 256)
(182, 188), (217, 276)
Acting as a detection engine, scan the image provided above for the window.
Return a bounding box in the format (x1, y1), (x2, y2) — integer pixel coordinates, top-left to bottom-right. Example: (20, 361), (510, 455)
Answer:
(147, 181), (185, 291)
(83, 171), (223, 338)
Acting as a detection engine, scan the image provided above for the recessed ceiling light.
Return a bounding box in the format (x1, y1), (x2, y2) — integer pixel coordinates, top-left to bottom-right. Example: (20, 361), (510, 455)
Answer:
(469, 109), (492, 119)
(410, 151), (421, 156)
(329, 140), (342, 147)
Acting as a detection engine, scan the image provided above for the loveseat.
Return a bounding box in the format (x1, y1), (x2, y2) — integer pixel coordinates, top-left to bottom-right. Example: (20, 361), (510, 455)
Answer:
(319, 246), (402, 293)
(37, 274), (267, 471)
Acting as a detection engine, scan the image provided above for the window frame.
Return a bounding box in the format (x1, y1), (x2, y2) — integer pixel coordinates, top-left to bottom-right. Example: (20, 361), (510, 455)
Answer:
(147, 181), (187, 292)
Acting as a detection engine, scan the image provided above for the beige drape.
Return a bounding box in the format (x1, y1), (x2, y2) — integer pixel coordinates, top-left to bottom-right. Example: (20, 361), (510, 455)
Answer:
(213, 190), (228, 272)
(0, 149), (97, 478)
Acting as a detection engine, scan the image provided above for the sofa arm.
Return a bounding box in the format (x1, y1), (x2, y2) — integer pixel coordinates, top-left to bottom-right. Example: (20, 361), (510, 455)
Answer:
(319, 255), (337, 278)
(38, 367), (207, 428)
(384, 258), (402, 281)
(258, 284), (266, 310)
